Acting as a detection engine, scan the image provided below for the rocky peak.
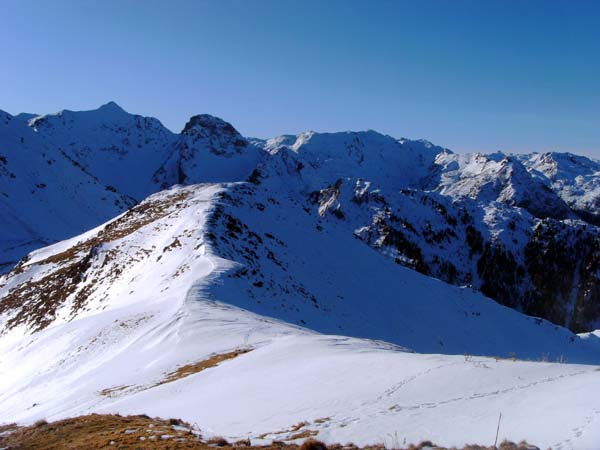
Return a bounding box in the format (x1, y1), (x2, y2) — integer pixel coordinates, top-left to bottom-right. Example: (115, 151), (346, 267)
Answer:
(97, 100), (126, 114)
(180, 114), (247, 156)
(182, 114), (242, 139)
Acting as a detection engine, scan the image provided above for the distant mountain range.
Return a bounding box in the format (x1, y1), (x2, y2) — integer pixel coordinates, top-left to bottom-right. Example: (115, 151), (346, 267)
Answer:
(2, 102), (599, 333)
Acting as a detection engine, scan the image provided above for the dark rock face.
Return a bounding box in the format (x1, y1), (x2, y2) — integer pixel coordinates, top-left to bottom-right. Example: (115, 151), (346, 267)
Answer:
(181, 114), (247, 155)
(332, 180), (600, 333)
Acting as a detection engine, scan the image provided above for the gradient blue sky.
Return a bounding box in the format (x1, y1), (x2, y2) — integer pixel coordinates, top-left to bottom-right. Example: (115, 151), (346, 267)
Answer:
(2, 0), (599, 156)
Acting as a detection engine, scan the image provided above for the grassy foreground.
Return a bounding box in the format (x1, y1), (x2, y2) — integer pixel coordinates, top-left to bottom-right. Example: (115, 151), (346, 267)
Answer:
(0, 414), (540, 450)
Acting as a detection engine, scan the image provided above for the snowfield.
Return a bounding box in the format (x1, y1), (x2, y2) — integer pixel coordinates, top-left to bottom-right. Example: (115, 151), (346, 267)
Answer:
(1, 184), (599, 450)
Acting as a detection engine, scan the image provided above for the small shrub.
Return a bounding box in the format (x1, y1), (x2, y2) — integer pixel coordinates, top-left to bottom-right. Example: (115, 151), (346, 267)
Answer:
(499, 440), (540, 450)
(300, 438), (328, 450)
(33, 419), (47, 427)
(408, 441), (436, 450)
(207, 436), (229, 447)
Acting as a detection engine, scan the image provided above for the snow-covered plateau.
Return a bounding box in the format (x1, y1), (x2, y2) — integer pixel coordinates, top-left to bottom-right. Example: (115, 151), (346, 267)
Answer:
(1, 103), (600, 449)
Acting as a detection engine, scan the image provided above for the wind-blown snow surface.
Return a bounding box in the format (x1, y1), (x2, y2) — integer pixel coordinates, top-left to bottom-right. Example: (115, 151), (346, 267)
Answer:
(1, 184), (599, 449)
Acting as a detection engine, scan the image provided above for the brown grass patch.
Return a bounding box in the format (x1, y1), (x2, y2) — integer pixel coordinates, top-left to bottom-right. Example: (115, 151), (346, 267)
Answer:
(290, 422), (309, 433)
(207, 436), (230, 447)
(258, 421), (316, 441)
(99, 384), (132, 398)
(300, 439), (327, 450)
(156, 348), (252, 386)
(312, 418), (331, 424)
(288, 430), (319, 440)
(0, 413), (200, 449)
(100, 348), (252, 398)
(0, 422), (18, 434)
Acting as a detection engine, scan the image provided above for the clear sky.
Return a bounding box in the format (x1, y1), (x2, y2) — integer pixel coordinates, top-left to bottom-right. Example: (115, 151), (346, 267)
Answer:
(2, 0), (599, 156)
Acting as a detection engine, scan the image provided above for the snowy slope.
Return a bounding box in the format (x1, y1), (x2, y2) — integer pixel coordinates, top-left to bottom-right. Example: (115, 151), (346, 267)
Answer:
(204, 183), (599, 360)
(29, 101), (177, 200)
(0, 183), (599, 449)
(0, 109), (134, 272)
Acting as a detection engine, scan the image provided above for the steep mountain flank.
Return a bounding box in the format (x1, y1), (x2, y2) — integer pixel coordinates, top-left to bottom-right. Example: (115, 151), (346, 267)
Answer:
(29, 101), (176, 200)
(257, 132), (600, 332)
(0, 109), (134, 272)
(152, 114), (261, 188)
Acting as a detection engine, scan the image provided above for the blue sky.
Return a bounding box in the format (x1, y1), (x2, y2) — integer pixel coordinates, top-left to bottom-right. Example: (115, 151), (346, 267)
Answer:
(2, 0), (599, 156)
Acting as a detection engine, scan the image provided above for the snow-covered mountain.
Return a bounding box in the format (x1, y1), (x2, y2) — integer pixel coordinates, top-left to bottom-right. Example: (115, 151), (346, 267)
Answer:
(1, 184), (599, 449)
(0, 109), (135, 272)
(2, 102), (600, 331)
(2, 102), (600, 447)
(522, 151), (600, 223)
(255, 131), (600, 333)
(151, 114), (262, 188)
(28, 101), (176, 200)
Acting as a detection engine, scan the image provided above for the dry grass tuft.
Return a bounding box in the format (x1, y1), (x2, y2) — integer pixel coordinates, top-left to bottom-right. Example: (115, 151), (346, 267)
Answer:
(207, 436), (230, 447)
(99, 384), (131, 398)
(100, 348), (252, 399)
(498, 440), (539, 450)
(33, 419), (48, 428)
(300, 439), (328, 450)
(289, 430), (319, 440)
(313, 418), (331, 424)
(158, 348), (252, 386)
(290, 422), (309, 432)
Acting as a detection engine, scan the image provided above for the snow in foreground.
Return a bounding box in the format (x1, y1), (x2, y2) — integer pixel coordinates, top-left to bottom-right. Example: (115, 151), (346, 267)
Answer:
(0, 297), (598, 450)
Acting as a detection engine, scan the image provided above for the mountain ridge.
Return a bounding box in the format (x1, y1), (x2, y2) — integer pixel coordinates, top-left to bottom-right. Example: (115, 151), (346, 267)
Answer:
(1, 102), (600, 332)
